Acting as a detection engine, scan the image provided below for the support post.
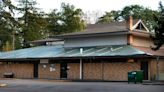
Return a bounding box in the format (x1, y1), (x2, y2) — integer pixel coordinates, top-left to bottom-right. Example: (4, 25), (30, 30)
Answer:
(156, 57), (159, 80)
(80, 59), (83, 80)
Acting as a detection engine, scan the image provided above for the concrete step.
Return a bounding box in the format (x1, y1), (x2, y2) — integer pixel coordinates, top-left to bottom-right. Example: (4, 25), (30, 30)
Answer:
(142, 80), (164, 85)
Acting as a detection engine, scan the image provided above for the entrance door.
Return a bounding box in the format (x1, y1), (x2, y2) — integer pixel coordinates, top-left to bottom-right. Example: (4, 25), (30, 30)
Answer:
(60, 63), (67, 79)
(34, 62), (38, 78)
(141, 62), (148, 80)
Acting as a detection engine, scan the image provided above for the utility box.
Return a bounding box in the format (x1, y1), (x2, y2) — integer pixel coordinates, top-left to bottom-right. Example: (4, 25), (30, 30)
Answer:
(128, 70), (143, 84)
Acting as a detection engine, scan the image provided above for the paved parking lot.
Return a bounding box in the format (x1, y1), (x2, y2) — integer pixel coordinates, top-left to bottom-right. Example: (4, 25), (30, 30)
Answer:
(0, 79), (164, 92)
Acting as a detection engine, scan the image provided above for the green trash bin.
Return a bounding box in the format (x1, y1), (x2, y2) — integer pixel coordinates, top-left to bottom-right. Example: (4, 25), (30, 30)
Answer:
(135, 70), (143, 83)
(128, 70), (143, 84)
(128, 71), (136, 83)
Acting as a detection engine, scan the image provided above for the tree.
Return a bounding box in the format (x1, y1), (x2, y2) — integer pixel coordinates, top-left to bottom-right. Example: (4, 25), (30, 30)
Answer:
(159, 1), (164, 13)
(96, 5), (159, 31)
(2, 41), (12, 51)
(96, 10), (121, 24)
(46, 9), (61, 35)
(47, 3), (85, 35)
(0, 0), (16, 13)
(17, 0), (48, 48)
(121, 5), (144, 20)
(0, 0), (17, 51)
(151, 1), (164, 50)
(60, 3), (85, 33)
(96, 12), (114, 24)
(120, 5), (159, 30)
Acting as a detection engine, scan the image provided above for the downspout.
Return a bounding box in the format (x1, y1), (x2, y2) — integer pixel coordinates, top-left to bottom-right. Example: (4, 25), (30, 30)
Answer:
(80, 59), (83, 80)
(156, 56), (159, 80)
(80, 48), (83, 80)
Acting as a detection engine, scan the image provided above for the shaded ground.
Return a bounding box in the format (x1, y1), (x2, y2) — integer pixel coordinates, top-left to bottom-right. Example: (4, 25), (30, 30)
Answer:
(0, 79), (164, 92)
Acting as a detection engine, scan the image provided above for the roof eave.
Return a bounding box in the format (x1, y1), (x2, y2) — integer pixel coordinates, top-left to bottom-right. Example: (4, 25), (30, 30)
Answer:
(0, 54), (152, 61)
(130, 31), (150, 38)
(50, 30), (129, 39)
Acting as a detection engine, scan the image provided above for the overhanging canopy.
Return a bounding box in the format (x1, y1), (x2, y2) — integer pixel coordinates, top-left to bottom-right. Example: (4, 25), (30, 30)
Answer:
(0, 45), (148, 60)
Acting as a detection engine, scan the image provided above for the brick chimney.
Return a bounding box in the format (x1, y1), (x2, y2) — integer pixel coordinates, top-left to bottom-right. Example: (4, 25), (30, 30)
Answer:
(127, 16), (133, 45)
(127, 16), (133, 31)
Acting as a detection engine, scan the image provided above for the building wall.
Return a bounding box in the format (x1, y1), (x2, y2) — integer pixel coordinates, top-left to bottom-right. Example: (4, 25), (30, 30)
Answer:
(0, 59), (160, 81)
(149, 59), (164, 80)
(64, 35), (127, 47)
(0, 64), (33, 78)
(158, 59), (164, 80)
(83, 63), (102, 80)
(132, 36), (164, 49)
(83, 62), (140, 81)
(132, 36), (152, 47)
(149, 60), (157, 80)
(38, 63), (60, 79)
(67, 63), (80, 79)
(103, 62), (140, 81)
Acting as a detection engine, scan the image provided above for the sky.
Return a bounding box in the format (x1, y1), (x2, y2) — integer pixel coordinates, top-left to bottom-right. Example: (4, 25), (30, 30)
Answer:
(12, 0), (163, 13)
(34, 0), (162, 12)
(11, 0), (163, 23)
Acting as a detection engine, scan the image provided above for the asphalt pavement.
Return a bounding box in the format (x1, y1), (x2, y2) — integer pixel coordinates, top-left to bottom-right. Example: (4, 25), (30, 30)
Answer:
(0, 79), (164, 92)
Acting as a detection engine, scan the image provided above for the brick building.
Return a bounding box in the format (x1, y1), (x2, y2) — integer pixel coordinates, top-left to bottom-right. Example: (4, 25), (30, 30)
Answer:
(0, 17), (164, 81)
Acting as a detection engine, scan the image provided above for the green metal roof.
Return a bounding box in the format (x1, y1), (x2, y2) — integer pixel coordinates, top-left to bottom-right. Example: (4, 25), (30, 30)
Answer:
(0, 45), (64, 59)
(0, 45), (147, 60)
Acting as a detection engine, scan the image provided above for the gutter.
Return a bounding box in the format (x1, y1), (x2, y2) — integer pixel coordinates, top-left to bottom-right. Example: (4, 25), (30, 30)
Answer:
(0, 54), (151, 61)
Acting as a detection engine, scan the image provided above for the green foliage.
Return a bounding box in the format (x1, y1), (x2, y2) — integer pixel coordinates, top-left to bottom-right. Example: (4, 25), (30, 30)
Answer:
(151, 1), (164, 50)
(96, 12), (114, 24)
(2, 41), (12, 51)
(121, 5), (144, 20)
(17, 0), (48, 48)
(46, 9), (61, 35)
(96, 10), (121, 24)
(159, 1), (164, 13)
(20, 12), (48, 41)
(97, 5), (159, 31)
(0, 0), (16, 13)
(122, 5), (159, 30)
(0, 0), (18, 51)
(0, 1), (85, 50)
(46, 3), (85, 35)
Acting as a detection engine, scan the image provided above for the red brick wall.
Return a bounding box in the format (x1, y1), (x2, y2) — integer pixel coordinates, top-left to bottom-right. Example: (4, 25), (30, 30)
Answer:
(83, 63), (103, 80)
(103, 62), (140, 81)
(67, 63), (80, 79)
(38, 63), (60, 79)
(83, 62), (140, 81)
(0, 60), (150, 81)
(0, 64), (34, 78)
